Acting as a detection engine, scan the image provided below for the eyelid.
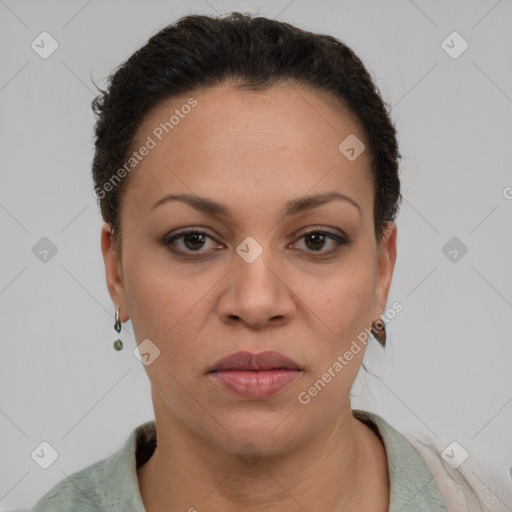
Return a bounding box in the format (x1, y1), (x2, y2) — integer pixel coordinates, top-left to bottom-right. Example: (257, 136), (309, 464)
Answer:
(297, 225), (348, 239)
(161, 225), (350, 259)
(162, 225), (347, 244)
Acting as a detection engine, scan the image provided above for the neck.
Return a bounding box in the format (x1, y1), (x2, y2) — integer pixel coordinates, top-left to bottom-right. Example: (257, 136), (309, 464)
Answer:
(137, 398), (389, 512)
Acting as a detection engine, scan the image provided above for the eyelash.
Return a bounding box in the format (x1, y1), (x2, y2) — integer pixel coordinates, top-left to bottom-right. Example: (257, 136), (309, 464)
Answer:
(160, 228), (350, 259)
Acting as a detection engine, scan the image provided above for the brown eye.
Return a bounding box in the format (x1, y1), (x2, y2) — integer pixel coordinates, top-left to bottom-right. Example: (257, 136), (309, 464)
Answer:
(161, 228), (349, 259)
(180, 232), (208, 251)
(293, 230), (349, 257)
(162, 230), (220, 256)
(304, 232), (329, 251)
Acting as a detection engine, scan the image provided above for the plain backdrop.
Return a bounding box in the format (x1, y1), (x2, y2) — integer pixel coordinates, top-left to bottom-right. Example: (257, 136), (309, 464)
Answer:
(1, 0), (511, 509)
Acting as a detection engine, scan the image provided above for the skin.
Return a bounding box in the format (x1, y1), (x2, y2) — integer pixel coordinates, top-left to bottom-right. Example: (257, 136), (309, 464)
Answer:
(101, 80), (397, 511)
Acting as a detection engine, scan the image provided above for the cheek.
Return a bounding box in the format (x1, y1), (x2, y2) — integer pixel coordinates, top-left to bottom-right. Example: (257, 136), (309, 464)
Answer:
(295, 265), (376, 418)
(122, 250), (212, 374)
(122, 262), (174, 357)
(315, 256), (377, 343)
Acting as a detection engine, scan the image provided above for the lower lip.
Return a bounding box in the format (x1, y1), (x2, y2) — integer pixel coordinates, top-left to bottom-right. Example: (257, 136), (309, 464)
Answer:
(209, 369), (301, 399)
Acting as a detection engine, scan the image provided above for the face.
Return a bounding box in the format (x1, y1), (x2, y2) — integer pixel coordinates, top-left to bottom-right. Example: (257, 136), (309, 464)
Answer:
(101, 81), (396, 456)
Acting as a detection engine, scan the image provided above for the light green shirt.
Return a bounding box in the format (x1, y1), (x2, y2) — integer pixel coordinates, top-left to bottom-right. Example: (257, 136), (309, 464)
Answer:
(9, 410), (453, 511)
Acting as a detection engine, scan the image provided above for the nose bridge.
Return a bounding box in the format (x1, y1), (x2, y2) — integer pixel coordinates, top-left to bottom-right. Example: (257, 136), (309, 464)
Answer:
(229, 233), (290, 313)
(234, 234), (278, 288)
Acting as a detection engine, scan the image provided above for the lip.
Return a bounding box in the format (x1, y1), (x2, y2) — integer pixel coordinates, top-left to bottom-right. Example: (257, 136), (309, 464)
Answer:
(209, 350), (302, 372)
(208, 350), (303, 399)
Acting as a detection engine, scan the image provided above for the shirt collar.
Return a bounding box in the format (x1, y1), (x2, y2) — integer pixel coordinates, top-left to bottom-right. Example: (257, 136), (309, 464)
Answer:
(353, 409), (448, 512)
(103, 412), (447, 511)
(103, 419), (156, 511)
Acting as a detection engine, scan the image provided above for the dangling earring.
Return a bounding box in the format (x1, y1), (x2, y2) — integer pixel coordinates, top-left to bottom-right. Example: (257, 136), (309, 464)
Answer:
(113, 306), (123, 351)
(370, 319), (386, 347)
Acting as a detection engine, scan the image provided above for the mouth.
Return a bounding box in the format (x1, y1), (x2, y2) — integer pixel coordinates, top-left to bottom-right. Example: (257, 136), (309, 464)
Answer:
(208, 350), (302, 372)
(208, 350), (303, 399)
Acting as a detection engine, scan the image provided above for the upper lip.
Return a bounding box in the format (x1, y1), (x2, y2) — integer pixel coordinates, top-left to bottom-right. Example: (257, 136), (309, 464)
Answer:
(208, 350), (302, 372)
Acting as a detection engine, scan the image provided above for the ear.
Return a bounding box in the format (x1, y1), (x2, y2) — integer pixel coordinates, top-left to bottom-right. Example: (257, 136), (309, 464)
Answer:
(371, 221), (397, 321)
(100, 222), (128, 322)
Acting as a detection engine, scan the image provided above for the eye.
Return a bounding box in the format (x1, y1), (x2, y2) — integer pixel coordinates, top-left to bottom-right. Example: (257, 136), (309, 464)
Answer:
(162, 230), (220, 256)
(291, 228), (349, 257)
(160, 228), (350, 258)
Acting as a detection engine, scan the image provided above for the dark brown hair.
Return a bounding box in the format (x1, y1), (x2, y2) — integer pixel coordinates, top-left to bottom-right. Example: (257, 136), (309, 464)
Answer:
(92, 12), (401, 251)
(92, 12), (402, 352)
(92, 11), (401, 256)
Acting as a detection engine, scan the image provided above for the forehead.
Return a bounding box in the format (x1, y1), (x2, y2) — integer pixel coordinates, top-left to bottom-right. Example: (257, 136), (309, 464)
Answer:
(135, 80), (365, 151)
(124, 81), (373, 219)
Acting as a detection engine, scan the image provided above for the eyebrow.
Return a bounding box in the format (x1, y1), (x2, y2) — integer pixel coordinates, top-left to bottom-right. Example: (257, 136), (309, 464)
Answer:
(150, 191), (361, 218)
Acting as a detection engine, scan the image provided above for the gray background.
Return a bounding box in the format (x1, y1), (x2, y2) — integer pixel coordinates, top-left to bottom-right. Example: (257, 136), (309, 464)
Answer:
(1, 0), (511, 509)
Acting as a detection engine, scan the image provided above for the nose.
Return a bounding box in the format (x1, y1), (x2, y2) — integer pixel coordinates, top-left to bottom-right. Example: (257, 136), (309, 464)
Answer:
(216, 240), (296, 330)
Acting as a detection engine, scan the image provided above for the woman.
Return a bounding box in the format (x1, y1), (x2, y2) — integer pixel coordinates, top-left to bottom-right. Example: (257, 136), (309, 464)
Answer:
(12, 11), (512, 512)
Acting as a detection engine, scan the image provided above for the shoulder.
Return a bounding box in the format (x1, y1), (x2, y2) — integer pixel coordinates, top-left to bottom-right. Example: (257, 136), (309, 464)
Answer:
(12, 458), (108, 512)
(354, 409), (512, 512)
(9, 420), (155, 512)
(403, 428), (512, 512)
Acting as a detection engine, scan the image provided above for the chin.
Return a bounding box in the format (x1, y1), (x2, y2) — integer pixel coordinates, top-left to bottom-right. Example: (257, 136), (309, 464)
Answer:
(202, 407), (307, 457)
